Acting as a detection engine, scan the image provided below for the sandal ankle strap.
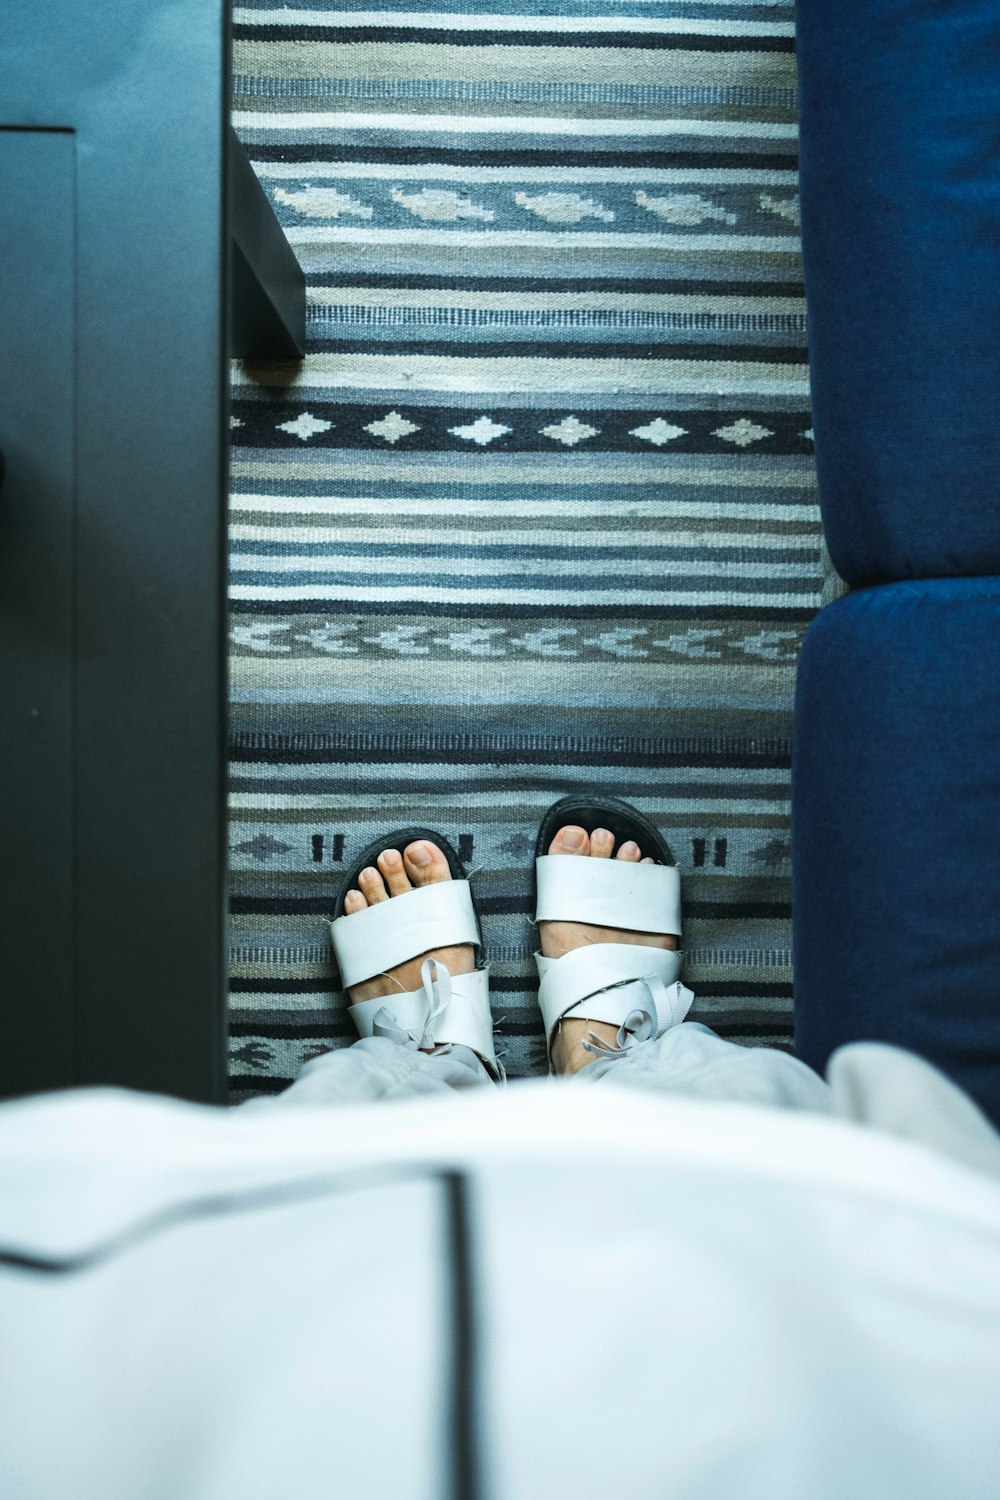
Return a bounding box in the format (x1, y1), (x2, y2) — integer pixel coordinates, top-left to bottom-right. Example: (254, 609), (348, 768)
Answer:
(535, 943), (693, 1066)
(349, 961), (501, 1076)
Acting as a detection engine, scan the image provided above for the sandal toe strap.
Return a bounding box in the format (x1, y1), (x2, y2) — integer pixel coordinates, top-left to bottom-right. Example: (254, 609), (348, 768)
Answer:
(330, 880), (480, 990)
(348, 962), (499, 1071)
(535, 943), (692, 1055)
(535, 855), (681, 936)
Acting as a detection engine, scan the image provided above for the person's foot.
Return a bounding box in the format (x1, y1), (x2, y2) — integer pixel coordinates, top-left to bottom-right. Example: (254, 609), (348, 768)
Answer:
(540, 825), (679, 1076)
(342, 842), (476, 1012)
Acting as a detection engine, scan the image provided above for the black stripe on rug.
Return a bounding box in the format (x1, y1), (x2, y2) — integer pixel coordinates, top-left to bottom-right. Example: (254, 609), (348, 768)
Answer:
(233, 25), (795, 53)
(245, 144), (797, 169)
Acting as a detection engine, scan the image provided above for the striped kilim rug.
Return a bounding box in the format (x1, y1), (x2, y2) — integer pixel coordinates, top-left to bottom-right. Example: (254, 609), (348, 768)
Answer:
(228, 0), (823, 1100)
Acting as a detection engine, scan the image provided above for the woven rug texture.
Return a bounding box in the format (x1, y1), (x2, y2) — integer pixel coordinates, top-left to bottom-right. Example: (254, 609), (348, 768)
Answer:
(228, 0), (822, 1100)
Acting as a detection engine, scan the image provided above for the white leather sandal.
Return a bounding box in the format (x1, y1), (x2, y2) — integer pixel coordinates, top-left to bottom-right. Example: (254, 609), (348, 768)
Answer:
(328, 827), (503, 1080)
(533, 795), (694, 1069)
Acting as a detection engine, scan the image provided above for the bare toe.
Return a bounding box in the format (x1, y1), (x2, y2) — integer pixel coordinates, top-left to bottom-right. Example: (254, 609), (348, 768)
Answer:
(616, 840), (640, 863)
(377, 847), (413, 897)
(590, 827), (614, 858)
(641, 856), (656, 865)
(403, 839), (452, 887)
(357, 866), (389, 905)
(343, 889), (366, 915)
(548, 824), (590, 856)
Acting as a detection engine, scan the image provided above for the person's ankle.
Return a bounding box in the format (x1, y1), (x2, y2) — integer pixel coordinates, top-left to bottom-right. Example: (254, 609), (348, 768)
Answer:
(551, 1017), (621, 1075)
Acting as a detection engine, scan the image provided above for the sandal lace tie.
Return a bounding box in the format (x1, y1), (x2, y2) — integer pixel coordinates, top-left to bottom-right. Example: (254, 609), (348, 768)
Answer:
(580, 976), (694, 1058)
(372, 957), (452, 1050)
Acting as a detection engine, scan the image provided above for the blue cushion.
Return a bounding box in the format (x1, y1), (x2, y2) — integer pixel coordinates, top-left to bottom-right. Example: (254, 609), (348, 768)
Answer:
(793, 579), (1000, 1123)
(796, 0), (1000, 584)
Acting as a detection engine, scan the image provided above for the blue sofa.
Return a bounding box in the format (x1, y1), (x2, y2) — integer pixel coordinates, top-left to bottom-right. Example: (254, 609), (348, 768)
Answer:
(791, 0), (1000, 1123)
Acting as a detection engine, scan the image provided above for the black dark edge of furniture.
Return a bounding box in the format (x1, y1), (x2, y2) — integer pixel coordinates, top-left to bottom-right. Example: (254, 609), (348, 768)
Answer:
(0, 0), (304, 1103)
(230, 126), (307, 360)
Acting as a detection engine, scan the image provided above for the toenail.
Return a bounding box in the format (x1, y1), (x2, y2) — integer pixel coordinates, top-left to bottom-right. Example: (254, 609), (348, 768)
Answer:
(359, 867), (377, 882)
(621, 841), (638, 856)
(559, 828), (587, 851)
(379, 849), (400, 867)
(408, 842), (432, 866)
(593, 827), (611, 842)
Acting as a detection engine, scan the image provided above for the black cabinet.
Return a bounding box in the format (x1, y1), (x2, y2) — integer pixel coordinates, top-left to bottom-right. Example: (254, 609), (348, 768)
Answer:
(0, 1), (304, 1102)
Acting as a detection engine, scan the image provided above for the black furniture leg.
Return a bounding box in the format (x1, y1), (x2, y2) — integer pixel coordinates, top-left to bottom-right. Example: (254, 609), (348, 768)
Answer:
(229, 127), (306, 360)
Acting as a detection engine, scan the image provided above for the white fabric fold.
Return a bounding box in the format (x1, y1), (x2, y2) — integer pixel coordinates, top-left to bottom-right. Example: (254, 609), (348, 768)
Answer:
(535, 854), (681, 936)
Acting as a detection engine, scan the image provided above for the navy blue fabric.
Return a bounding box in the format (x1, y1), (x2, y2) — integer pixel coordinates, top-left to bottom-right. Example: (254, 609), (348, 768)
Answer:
(793, 579), (1000, 1124)
(796, 0), (1000, 585)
